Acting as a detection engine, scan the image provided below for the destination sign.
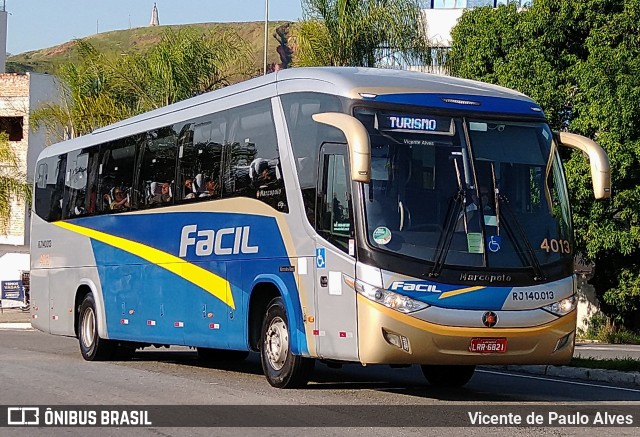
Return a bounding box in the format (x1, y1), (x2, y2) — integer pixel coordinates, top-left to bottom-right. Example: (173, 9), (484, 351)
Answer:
(375, 112), (454, 134)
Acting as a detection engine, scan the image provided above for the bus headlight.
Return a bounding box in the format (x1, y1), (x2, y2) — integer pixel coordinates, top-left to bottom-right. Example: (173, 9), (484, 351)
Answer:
(354, 279), (429, 313)
(542, 295), (577, 317)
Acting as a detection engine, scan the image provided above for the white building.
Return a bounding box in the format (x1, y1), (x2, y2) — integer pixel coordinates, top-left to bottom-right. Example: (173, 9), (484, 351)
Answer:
(0, 73), (59, 304)
(418, 1), (529, 75)
(0, 2), (60, 306)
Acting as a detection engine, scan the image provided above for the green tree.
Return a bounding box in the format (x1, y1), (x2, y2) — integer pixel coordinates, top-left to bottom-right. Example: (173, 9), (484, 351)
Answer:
(293, 0), (431, 68)
(448, 0), (640, 327)
(0, 133), (31, 223)
(32, 28), (253, 140)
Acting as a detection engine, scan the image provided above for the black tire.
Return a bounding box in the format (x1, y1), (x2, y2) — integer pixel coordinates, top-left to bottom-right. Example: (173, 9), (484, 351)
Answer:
(260, 297), (314, 388)
(421, 365), (475, 387)
(78, 294), (115, 361)
(197, 347), (250, 362)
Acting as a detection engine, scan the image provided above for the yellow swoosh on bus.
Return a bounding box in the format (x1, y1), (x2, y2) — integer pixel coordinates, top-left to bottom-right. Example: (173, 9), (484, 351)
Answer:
(54, 221), (235, 310)
(438, 286), (485, 299)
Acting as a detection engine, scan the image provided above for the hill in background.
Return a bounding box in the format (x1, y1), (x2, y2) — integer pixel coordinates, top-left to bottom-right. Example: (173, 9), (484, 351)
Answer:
(7, 21), (293, 78)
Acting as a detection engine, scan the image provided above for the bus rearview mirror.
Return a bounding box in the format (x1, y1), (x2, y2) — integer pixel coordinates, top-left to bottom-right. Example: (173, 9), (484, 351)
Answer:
(312, 112), (371, 183)
(558, 132), (611, 199)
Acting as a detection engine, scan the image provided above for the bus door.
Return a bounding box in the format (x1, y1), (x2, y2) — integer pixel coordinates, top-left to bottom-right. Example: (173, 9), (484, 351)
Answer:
(314, 144), (358, 361)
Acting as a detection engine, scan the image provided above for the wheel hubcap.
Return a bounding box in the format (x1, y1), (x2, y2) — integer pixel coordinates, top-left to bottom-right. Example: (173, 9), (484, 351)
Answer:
(265, 316), (288, 370)
(81, 307), (95, 349)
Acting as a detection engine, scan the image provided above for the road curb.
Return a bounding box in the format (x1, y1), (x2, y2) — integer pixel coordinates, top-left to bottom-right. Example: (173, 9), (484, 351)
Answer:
(0, 322), (33, 330)
(494, 365), (640, 387)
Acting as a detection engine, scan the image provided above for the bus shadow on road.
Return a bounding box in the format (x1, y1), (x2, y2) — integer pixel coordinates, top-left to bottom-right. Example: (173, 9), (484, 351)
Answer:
(307, 363), (516, 401)
(130, 349), (266, 376)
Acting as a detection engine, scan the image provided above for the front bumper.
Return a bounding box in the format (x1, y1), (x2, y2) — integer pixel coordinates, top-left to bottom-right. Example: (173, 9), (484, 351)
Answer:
(357, 294), (576, 365)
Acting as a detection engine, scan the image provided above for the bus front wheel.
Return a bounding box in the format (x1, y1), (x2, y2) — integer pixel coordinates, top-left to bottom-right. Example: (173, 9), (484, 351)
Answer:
(260, 297), (314, 388)
(421, 365), (475, 388)
(78, 294), (115, 361)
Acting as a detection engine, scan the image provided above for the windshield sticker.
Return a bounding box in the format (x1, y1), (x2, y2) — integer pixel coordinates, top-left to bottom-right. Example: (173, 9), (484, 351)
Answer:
(542, 129), (550, 140)
(467, 232), (484, 254)
(487, 235), (502, 253)
(484, 215), (497, 226)
(372, 227), (392, 245)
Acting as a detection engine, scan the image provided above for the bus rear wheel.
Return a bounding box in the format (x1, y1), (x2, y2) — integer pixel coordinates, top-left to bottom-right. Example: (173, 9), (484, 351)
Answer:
(260, 297), (314, 388)
(197, 348), (249, 362)
(421, 365), (475, 388)
(78, 294), (115, 361)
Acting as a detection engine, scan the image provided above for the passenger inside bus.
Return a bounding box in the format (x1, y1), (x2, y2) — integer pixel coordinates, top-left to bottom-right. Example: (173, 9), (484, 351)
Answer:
(184, 178), (195, 199)
(150, 182), (172, 205)
(109, 187), (129, 210)
(200, 178), (219, 198)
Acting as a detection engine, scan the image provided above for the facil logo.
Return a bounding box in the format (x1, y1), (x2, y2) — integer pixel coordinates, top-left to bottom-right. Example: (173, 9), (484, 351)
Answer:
(390, 281), (442, 293)
(179, 225), (259, 257)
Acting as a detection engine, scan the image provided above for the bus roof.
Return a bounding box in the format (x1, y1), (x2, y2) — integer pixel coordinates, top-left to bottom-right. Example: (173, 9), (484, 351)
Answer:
(37, 67), (540, 160)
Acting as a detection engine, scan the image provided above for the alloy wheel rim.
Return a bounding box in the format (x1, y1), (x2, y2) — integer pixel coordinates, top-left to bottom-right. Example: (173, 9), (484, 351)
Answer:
(81, 307), (95, 349)
(265, 316), (288, 371)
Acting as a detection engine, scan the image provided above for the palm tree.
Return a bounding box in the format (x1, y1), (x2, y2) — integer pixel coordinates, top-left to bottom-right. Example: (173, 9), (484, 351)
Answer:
(293, 0), (431, 68)
(0, 133), (31, 224)
(111, 28), (254, 112)
(32, 28), (254, 140)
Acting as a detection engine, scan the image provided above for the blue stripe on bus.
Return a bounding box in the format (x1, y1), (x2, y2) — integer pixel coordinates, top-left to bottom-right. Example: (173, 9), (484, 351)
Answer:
(72, 212), (308, 355)
(365, 93), (545, 117)
(391, 284), (512, 311)
(71, 212), (285, 262)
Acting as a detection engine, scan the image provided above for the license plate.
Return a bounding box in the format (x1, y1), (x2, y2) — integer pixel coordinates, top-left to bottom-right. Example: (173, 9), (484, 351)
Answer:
(469, 338), (507, 353)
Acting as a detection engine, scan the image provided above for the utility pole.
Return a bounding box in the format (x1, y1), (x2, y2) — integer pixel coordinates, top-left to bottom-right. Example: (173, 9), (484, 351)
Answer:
(263, 0), (269, 75)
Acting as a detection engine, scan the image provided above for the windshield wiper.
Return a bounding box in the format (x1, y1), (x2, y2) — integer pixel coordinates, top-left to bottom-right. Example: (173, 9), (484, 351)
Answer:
(430, 159), (465, 278)
(498, 195), (546, 282)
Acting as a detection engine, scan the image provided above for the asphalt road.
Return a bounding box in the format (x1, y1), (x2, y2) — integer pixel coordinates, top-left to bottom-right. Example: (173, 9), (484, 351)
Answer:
(0, 330), (639, 436)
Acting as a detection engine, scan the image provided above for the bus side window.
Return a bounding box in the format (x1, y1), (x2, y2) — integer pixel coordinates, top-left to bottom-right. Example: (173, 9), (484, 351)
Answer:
(281, 93), (344, 226)
(97, 137), (138, 213)
(137, 126), (178, 208)
(63, 146), (99, 218)
(225, 100), (287, 212)
(176, 115), (226, 203)
(318, 148), (352, 253)
(34, 154), (66, 222)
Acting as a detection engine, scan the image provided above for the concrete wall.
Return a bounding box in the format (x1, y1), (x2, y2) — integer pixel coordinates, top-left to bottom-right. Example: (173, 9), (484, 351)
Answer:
(0, 72), (59, 282)
(27, 73), (61, 178)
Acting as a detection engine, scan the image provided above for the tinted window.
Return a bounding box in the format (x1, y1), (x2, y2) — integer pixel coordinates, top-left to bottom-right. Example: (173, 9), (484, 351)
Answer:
(281, 93), (344, 225)
(318, 149), (352, 253)
(138, 127), (178, 208)
(97, 136), (139, 213)
(34, 154), (66, 221)
(63, 146), (99, 218)
(224, 100), (287, 212)
(176, 115), (226, 203)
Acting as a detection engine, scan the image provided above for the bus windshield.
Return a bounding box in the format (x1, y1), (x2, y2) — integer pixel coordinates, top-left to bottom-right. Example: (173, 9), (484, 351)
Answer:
(355, 107), (572, 272)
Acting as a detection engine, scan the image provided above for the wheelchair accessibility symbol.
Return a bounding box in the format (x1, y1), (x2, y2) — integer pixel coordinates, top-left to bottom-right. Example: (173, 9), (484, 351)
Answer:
(316, 248), (326, 269)
(487, 235), (502, 253)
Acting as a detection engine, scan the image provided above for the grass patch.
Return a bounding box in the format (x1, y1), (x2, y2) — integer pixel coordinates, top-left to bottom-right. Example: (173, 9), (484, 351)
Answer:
(578, 313), (640, 345)
(569, 357), (640, 372)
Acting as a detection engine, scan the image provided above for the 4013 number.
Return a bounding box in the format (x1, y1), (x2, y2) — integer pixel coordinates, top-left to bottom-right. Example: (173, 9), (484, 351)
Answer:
(540, 238), (571, 253)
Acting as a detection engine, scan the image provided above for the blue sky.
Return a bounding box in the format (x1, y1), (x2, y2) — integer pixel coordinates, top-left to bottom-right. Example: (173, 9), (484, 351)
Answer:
(5, 0), (304, 55)
(5, 1), (515, 55)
